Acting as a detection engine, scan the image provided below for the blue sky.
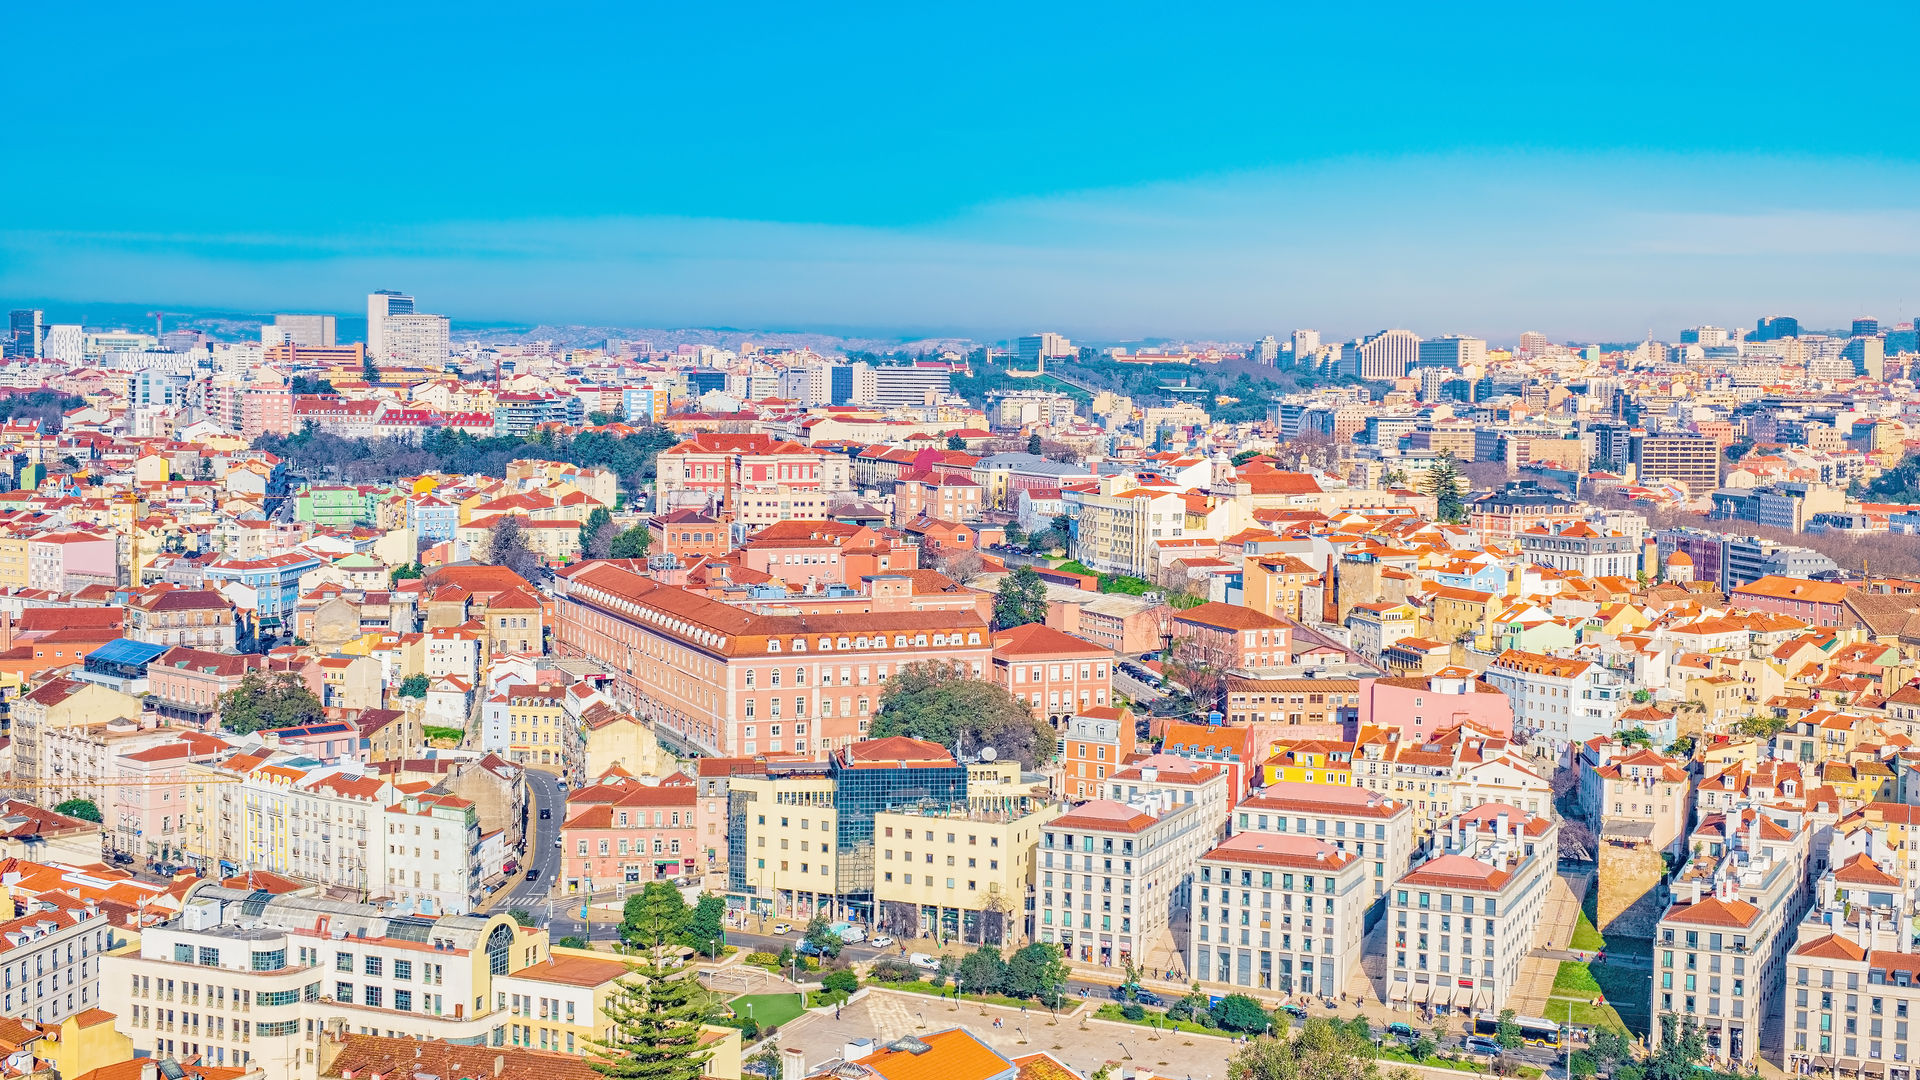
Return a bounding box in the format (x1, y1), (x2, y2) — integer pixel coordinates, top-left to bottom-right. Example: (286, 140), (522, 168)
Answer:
(7, 2), (1920, 341)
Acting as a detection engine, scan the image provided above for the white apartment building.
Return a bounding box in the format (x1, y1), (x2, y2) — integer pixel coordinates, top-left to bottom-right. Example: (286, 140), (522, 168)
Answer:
(1236, 780), (1417, 908)
(1037, 785), (1221, 972)
(1190, 832), (1367, 997)
(382, 314), (451, 368)
(1483, 649), (1627, 766)
(0, 895), (117, 1024)
(1065, 477), (1189, 579)
(182, 757), (392, 895)
(382, 791), (484, 916)
(1389, 803), (1559, 1014)
(1654, 805), (1812, 1067)
(102, 886), (536, 1078)
(1517, 520), (1641, 580)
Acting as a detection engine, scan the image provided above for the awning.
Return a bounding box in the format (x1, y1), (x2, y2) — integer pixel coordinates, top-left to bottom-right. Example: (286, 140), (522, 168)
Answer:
(1413, 983), (1433, 1004)
(1839, 1061), (1863, 1073)
(1474, 989), (1494, 1011)
(1451, 986), (1474, 1009)
(1389, 982), (1409, 1001)
(1864, 1064), (1888, 1076)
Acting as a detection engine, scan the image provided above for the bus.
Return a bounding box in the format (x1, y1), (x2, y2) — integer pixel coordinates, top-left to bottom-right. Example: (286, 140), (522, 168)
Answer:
(1471, 1013), (1562, 1049)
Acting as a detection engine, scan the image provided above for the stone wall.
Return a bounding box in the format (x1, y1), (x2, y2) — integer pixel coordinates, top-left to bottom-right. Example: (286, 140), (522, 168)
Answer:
(1596, 834), (1668, 939)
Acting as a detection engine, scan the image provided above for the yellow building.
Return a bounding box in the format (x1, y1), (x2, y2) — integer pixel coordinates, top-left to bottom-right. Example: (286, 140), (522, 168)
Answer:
(728, 772), (843, 922)
(582, 705), (671, 778)
(27, 1008), (134, 1080)
(1259, 739), (1356, 787)
(0, 525), (30, 588)
(871, 800), (1063, 945)
(1424, 586), (1501, 648)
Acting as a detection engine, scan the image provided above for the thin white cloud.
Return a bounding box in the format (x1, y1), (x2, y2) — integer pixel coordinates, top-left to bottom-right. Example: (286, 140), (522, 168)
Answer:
(6, 152), (1920, 340)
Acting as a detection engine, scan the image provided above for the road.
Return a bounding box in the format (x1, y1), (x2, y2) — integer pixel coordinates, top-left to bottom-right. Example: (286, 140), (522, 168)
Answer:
(493, 768), (567, 911)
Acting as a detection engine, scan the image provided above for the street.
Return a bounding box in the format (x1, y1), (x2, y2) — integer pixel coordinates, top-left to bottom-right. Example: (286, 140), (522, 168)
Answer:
(492, 767), (567, 911)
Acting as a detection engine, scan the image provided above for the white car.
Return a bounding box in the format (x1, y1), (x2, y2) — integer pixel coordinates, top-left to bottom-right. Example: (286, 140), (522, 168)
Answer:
(908, 952), (940, 971)
(771, 922), (793, 935)
(869, 935), (895, 949)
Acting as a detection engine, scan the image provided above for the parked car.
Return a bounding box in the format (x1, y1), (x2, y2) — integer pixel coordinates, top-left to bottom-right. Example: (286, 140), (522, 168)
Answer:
(869, 935), (895, 949)
(1280, 1004), (1309, 1019)
(908, 952), (940, 971)
(771, 922), (793, 935)
(1464, 1038), (1503, 1057)
(1388, 1023), (1415, 1039)
(1133, 989), (1164, 1006)
(829, 921), (866, 944)
(503, 860), (518, 875)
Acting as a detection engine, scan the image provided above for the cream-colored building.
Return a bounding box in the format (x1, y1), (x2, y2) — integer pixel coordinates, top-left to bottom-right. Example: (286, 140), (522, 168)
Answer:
(1190, 831), (1369, 998)
(872, 800), (1063, 946)
(102, 885), (539, 1078)
(180, 757), (391, 895)
(490, 947), (741, 1073)
(11, 675), (143, 789)
(727, 771), (844, 922)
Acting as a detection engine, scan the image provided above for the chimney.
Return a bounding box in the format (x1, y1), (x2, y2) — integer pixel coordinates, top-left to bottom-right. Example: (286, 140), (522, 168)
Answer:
(782, 1047), (806, 1080)
(1495, 811), (1510, 839)
(1689, 880), (1702, 904)
(494, 1056), (505, 1078)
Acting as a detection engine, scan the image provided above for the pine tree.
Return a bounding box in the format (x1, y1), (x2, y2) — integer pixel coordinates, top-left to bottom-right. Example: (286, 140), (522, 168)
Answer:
(590, 964), (714, 1080)
(1423, 450), (1467, 523)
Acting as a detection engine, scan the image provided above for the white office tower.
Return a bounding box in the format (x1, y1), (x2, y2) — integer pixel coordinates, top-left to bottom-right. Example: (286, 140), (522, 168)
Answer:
(1418, 335), (1487, 369)
(1290, 329), (1321, 358)
(271, 313), (337, 347)
(1419, 366), (1457, 402)
(382, 313), (451, 367)
(40, 324), (84, 364)
(366, 290), (415, 360)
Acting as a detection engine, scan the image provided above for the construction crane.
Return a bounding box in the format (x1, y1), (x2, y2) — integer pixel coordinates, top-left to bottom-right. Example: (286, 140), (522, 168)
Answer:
(2, 775), (243, 796)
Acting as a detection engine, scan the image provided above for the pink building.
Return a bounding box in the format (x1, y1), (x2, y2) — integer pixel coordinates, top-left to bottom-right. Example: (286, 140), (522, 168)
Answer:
(991, 622), (1113, 728)
(112, 732), (232, 862)
(1356, 667), (1513, 742)
(146, 646), (263, 727)
(559, 774), (700, 891)
(28, 531), (117, 593)
(1170, 602), (1293, 670)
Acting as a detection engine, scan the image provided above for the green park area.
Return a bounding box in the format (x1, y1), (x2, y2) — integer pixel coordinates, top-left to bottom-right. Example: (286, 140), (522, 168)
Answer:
(729, 993), (805, 1030)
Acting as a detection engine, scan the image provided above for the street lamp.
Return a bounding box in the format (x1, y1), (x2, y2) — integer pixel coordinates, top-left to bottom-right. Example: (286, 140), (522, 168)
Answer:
(1117, 1040), (1132, 1061)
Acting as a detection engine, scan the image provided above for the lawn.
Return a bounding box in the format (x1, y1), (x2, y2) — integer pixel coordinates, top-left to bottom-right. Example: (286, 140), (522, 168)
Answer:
(1092, 1002), (1228, 1036)
(871, 980), (1052, 1011)
(1589, 948), (1654, 1038)
(423, 725), (464, 742)
(729, 993), (805, 1029)
(1549, 961), (1634, 1036)
(1569, 908), (1606, 952)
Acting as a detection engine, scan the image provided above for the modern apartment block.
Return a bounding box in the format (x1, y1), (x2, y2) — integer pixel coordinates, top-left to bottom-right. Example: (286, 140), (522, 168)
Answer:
(1189, 831), (1368, 997)
(1388, 804), (1559, 1014)
(1235, 780), (1417, 913)
(1653, 805), (1812, 1066)
(871, 799), (1064, 946)
(1036, 775), (1222, 971)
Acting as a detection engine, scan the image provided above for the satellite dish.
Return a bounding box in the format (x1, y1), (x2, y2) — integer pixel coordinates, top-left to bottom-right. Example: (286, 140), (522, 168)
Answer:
(979, 747), (998, 762)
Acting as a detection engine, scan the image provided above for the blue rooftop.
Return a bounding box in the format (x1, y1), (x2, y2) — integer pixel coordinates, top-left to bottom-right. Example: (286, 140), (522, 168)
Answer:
(86, 638), (169, 669)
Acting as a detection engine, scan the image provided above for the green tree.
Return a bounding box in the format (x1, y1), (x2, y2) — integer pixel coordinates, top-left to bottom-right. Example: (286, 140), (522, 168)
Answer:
(1027, 432), (1043, 455)
(362, 355), (381, 384)
(623, 882), (691, 948)
(1423, 450), (1467, 523)
(992, 565), (1048, 630)
(609, 524), (652, 560)
(53, 798), (102, 823)
(398, 674), (430, 698)
(803, 914), (842, 958)
(956, 945), (1008, 995)
(589, 411), (622, 426)
(822, 968), (858, 996)
(390, 562), (424, 582)
(1495, 1009), (1523, 1050)
(947, 435), (966, 451)
(1006, 941), (1069, 1005)
(220, 671), (325, 735)
(590, 964), (715, 1080)
(1409, 1037), (1436, 1061)
(556, 936), (589, 949)
(869, 662), (1057, 768)
(1644, 1015), (1706, 1080)
(1231, 449), (1263, 466)
(1569, 1052), (1598, 1079)
(682, 894), (726, 957)
(1588, 1028), (1631, 1076)
(580, 506), (618, 559)
(509, 908), (536, 927)
(1736, 714), (1789, 739)
(1212, 993), (1272, 1033)
(1228, 1016), (1385, 1080)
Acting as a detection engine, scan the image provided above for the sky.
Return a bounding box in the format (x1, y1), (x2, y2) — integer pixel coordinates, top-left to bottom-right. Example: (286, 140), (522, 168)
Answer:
(7, 2), (1920, 342)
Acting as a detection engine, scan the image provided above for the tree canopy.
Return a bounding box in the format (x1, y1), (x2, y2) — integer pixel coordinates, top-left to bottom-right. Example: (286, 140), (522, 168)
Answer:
(580, 506), (618, 560)
(590, 963), (715, 1080)
(622, 882), (691, 949)
(1228, 1016), (1388, 1080)
(869, 663), (1057, 768)
(992, 566), (1048, 630)
(1423, 450), (1467, 523)
(485, 515), (544, 579)
(53, 798), (102, 823)
(220, 671), (325, 735)
(609, 524), (652, 560)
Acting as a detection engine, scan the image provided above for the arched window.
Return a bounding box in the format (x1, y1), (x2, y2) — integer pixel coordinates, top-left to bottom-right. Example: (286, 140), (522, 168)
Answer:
(487, 923), (513, 975)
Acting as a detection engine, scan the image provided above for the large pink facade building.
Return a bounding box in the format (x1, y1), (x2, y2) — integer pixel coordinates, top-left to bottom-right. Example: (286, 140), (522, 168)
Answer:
(1355, 668), (1513, 742)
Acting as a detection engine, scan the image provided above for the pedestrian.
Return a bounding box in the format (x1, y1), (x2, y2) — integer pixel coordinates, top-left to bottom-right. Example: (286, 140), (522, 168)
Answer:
(835, 1005), (841, 1020)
